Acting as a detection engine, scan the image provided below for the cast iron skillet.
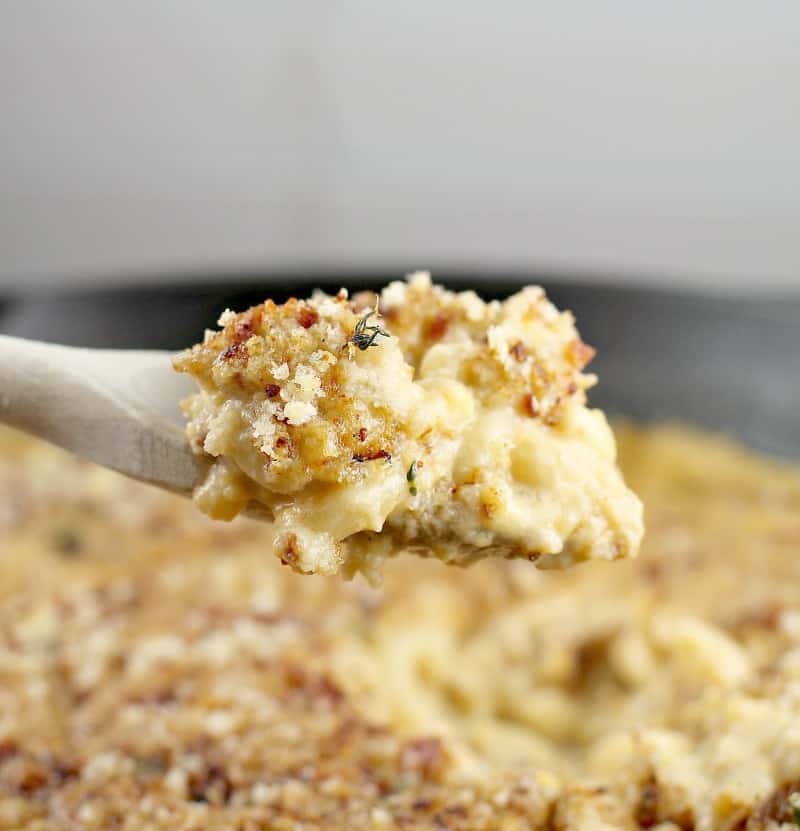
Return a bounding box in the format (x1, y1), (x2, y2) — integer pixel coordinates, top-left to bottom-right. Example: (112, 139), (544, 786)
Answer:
(0, 273), (797, 459)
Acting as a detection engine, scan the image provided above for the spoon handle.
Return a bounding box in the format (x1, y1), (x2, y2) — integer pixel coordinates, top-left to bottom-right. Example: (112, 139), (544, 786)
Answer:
(0, 335), (205, 493)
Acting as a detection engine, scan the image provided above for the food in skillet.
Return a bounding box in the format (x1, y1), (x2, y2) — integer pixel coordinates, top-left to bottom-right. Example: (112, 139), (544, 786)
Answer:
(2, 424), (800, 829)
(174, 272), (643, 581)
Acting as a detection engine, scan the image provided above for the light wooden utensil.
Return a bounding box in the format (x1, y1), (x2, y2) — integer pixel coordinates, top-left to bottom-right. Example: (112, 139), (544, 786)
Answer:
(0, 335), (206, 493)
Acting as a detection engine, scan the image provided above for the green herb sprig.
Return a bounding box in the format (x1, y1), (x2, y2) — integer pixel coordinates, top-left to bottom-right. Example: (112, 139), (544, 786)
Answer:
(350, 308), (390, 351)
(407, 460), (418, 496)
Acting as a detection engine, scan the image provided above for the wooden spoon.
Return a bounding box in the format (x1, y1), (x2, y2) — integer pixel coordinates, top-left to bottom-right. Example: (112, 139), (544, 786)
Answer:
(0, 334), (205, 493)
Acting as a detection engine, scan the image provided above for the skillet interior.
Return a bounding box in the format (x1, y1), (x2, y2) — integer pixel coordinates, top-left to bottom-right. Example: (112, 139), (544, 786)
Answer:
(0, 273), (797, 459)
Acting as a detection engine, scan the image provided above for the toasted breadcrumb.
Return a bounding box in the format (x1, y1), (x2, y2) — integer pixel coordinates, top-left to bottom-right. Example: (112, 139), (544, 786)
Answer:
(174, 273), (643, 580)
(1, 425), (800, 828)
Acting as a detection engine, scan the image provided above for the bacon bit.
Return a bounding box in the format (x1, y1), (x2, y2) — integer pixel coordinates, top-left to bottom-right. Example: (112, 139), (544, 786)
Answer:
(265, 384), (280, 398)
(189, 763), (233, 805)
(567, 381), (578, 396)
(53, 759), (80, 782)
(523, 393), (540, 418)
(297, 305), (319, 329)
(18, 764), (49, 794)
(275, 436), (295, 458)
(281, 534), (299, 566)
(232, 309), (261, 344)
(375, 775), (394, 797)
(427, 314), (449, 342)
(400, 738), (446, 781)
(527, 552), (541, 562)
(352, 449), (391, 463)
(569, 338), (596, 369)
(357, 427), (368, 442)
(413, 798), (433, 811)
(220, 342), (247, 363)
(510, 341), (528, 362)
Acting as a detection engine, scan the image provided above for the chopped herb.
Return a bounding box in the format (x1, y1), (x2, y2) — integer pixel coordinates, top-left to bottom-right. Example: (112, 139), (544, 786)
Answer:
(350, 307), (390, 351)
(51, 527), (83, 557)
(134, 756), (166, 776)
(407, 460), (418, 496)
(790, 791), (800, 825)
(352, 450), (392, 463)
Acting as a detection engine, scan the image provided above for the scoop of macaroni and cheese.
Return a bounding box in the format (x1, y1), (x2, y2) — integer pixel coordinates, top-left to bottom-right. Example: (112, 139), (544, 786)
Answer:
(174, 272), (643, 581)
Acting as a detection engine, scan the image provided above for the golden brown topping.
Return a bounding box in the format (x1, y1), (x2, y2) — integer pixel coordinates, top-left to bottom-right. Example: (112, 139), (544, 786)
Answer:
(426, 313), (450, 342)
(568, 338), (596, 369)
(0, 424), (800, 826)
(175, 272), (642, 579)
(220, 341), (247, 363)
(297, 304), (320, 329)
(523, 392), (540, 418)
(510, 340), (528, 362)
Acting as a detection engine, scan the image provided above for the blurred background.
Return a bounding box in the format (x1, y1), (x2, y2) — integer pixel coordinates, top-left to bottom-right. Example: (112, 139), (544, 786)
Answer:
(1, 1), (798, 294)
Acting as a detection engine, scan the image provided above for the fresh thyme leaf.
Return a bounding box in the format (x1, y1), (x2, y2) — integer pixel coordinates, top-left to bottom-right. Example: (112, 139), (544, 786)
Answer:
(350, 309), (390, 351)
(51, 526), (83, 557)
(407, 460), (418, 495)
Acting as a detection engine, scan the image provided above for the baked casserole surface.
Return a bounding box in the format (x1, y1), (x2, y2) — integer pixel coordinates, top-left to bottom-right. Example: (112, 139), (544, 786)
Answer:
(1, 423), (800, 829)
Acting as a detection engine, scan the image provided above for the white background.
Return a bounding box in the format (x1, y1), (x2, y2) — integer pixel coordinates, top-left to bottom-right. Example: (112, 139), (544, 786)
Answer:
(1, 1), (799, 292)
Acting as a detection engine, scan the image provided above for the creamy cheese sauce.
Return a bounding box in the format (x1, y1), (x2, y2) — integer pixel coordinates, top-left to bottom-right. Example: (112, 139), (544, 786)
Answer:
(174, 273), (643, 580)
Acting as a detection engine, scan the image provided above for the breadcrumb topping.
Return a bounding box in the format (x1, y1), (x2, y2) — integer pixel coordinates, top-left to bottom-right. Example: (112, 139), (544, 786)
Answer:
(1, 425), (800, 828)
(174, 273), (642, 581)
